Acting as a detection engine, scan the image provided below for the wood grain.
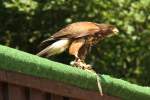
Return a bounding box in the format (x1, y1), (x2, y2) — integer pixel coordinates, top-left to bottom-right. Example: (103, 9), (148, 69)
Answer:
(0, 82), (4, 100)
(30, 89), (46, 100)
(51, 94), (64, 100)
(0, 70), (120, 100)
(8, 84), (27, 100)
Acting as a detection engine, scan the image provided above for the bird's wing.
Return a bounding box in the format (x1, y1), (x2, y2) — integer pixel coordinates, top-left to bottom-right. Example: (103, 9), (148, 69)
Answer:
(51, 22), (100, 39)
(69, 38), (85, 57)
(65, 29), (100, 38)
(39, 22), (100, 47)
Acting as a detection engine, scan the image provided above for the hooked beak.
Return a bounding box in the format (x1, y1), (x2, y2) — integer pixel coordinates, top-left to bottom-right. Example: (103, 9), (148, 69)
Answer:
(107, 28), (119, 38)
(112, 28), (119, 35)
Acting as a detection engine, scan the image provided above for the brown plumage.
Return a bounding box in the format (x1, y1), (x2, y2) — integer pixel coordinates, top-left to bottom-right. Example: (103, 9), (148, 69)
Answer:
(37, 22), (119, 67)
(37, 21), (119, 96)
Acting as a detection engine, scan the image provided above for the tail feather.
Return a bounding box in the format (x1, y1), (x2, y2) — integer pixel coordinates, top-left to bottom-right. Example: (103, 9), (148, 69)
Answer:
(38, 37), (54, 50)
(40, 37), (54, 46)
(37, 39), (70, 57)
(36, 45), (52, 57)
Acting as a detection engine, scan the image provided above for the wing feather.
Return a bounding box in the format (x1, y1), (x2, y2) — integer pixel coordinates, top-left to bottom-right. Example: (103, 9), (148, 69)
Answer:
(50, 22), (100, 39)
(39, 22), (100, 47)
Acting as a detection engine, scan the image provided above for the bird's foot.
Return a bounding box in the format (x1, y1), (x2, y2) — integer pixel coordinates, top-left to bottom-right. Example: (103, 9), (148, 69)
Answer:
(70, 60), (93, 71)
(70, 61), (102, 95)
(70, 61), (83, 68)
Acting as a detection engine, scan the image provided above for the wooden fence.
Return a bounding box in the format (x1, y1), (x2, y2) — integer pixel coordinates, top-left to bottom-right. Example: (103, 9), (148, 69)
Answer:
(0, 70), (120, 100)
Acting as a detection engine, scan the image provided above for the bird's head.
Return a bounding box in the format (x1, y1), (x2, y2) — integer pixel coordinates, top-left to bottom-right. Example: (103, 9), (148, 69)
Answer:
(96, 23), (119, 38)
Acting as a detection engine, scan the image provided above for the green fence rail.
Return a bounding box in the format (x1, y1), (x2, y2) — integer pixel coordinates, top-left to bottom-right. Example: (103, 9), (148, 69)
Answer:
(0, 45), (150, 100)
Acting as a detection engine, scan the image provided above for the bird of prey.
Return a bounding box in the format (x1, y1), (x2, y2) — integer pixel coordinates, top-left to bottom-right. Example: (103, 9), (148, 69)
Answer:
(37, 22), (119, 70)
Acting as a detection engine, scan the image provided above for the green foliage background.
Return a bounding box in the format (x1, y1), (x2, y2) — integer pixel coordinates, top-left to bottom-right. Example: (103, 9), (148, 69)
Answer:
(0, 0), (150, 86)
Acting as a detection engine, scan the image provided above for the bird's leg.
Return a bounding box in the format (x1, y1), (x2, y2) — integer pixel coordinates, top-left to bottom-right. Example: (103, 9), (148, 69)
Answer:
(76, 56), (93, 70)
(70, 55), (93, 70)
(70, 55), (85, 69)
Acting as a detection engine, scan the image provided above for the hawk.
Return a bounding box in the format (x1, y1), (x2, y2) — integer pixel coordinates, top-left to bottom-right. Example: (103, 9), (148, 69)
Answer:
(37, 22), (119, 70)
